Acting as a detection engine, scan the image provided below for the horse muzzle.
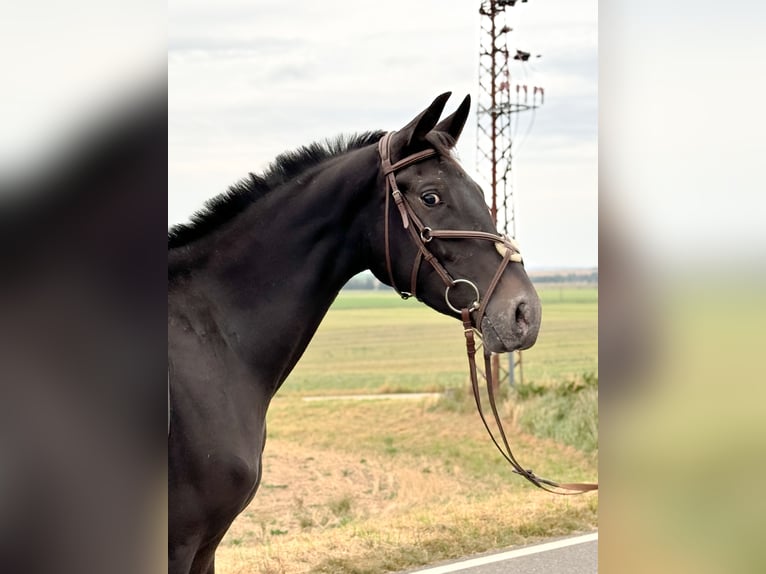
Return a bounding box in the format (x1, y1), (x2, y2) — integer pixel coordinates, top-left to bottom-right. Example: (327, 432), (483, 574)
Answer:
(480, 293), (541, 353)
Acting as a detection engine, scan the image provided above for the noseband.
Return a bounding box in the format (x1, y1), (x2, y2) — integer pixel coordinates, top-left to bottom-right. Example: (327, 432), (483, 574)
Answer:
(378, 132), (597, 495)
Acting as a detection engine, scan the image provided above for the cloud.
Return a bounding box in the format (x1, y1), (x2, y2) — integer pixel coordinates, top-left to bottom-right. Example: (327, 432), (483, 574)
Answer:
(169, 0), (598, 267)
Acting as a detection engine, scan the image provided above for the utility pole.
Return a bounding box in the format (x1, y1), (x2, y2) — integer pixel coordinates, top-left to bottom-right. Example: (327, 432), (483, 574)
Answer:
(476, 0), (543, 389)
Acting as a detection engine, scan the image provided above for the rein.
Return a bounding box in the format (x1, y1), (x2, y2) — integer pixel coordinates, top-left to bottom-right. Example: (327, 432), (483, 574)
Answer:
(378, 132), (598, 495)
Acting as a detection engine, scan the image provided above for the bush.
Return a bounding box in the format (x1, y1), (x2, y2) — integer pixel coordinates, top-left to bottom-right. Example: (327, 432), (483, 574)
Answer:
(430, 373), (598, 453)
(513, 373), (598, 453)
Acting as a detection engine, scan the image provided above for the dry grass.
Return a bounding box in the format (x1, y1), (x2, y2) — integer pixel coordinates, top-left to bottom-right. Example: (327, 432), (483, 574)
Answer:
(215, 397), (598, 573)
(213, 288), (597, 573)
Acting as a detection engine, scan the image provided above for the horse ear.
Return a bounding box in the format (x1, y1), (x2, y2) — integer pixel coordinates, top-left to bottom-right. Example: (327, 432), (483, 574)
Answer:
(398, 92), (452, 150)
(434, 94), (471, 145)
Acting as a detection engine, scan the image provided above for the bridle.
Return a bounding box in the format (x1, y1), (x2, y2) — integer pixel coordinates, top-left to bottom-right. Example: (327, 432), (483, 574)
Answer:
(378, 131), (598, 495)
(380, 132), (520, 323)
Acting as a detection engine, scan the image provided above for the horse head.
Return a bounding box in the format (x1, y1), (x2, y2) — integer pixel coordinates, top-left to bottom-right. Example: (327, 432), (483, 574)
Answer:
(373, 92), (541, 353)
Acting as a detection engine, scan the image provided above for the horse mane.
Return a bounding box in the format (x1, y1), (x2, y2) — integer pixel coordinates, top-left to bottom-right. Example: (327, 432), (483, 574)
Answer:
(168, 131), (386, 249)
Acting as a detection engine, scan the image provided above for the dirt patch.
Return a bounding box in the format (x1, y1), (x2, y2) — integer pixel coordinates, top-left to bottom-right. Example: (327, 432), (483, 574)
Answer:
(214, 396), (598, 574)
(224, 438), (472, 545)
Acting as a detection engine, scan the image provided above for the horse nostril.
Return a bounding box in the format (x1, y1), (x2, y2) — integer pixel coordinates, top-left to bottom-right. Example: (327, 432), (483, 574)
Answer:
(515, 301), (529, 331)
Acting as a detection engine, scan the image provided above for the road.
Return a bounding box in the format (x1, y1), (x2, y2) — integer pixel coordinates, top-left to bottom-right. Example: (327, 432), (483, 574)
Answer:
(400, 532), (597, 574)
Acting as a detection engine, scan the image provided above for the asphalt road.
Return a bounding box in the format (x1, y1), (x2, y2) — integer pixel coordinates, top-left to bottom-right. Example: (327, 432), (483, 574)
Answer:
(400, 532), (598, 574)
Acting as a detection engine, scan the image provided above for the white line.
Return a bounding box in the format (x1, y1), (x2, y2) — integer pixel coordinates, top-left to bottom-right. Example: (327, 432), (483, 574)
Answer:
(407, 532), (598, 574)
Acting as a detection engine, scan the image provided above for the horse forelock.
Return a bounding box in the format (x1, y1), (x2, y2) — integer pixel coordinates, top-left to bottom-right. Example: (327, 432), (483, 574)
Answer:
(425, 130), (457, 153)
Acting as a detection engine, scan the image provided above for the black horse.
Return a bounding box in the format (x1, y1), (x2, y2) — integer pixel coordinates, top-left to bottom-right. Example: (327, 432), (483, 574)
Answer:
(168, 93), (541, 574)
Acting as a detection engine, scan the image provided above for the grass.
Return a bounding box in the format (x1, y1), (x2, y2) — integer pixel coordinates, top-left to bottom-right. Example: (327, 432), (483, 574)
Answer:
(218, 398), (598, 574)
(512, 373), (599, 453)
(216, 285), (598, 573)
(282, 287), (597, 396)
(428, 372), (598, 453)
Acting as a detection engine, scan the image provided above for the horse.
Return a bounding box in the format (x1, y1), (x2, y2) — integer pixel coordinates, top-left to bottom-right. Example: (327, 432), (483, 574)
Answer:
(168, 92), (542, 574)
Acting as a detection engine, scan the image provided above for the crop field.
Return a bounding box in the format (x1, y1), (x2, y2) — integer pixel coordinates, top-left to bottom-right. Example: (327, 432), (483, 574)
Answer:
(282, 286), (598, 396)
(217, 286), (598, 574)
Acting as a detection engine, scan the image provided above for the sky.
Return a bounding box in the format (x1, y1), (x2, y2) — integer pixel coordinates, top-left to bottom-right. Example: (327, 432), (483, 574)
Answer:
(168, 0), (598, 269)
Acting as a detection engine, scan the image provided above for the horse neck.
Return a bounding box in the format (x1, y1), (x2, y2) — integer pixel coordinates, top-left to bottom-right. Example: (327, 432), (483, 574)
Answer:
(170, 145), (380, 393)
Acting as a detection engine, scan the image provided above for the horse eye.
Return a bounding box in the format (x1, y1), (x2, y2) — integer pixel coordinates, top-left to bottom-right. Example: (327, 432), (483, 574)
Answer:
(421, 192), (442, 207)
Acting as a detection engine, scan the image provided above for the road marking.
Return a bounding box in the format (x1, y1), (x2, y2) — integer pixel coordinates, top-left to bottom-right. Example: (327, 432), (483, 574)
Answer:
(407, 532), (598, 574)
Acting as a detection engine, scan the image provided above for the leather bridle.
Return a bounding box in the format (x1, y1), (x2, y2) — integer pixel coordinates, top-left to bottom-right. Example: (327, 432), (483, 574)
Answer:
(378, 131), (598, 495)
(380, 132), (520, 325)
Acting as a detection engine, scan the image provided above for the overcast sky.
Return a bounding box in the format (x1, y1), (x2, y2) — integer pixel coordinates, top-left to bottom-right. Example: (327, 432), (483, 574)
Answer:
(169, 0), (598, 269)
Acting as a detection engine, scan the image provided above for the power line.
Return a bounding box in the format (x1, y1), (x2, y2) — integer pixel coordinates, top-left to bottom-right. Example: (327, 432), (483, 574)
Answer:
(476, 0), (543, 387)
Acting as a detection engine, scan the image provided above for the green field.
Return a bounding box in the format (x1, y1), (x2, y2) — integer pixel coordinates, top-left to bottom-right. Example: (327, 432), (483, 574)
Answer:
(282, 286), (598, 396)
(218, 284), (598, 574)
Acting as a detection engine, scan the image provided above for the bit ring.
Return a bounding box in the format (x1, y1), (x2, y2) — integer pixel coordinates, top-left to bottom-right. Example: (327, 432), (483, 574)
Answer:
(445, 279), (481, 314)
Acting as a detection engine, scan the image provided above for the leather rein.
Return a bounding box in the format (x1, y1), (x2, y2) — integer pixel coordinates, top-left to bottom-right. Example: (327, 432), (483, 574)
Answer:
(378, 132), (597, 495)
